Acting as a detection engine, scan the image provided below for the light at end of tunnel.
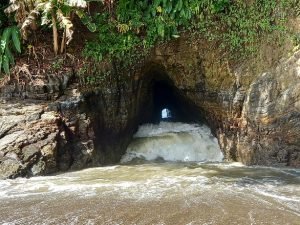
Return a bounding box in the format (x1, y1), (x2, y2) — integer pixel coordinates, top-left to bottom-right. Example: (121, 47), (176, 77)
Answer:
(161, 108), (172, 119)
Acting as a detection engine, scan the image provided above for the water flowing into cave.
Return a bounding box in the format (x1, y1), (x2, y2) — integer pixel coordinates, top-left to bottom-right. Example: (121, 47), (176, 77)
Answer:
(121, 122), (223, 163)
(121, 68), (223, 163)
(82, 65), (223, 166)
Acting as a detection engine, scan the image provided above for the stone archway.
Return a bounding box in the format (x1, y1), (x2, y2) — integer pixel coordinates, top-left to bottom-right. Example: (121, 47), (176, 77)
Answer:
(2, 38), (300, 179)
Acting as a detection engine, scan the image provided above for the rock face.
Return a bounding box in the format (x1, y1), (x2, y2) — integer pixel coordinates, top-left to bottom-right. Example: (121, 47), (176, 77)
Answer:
(0, 37), (300, 178)
(0, 100), (60, 178)
(0, 87), (96, 178)
(237, 53), (300, 166)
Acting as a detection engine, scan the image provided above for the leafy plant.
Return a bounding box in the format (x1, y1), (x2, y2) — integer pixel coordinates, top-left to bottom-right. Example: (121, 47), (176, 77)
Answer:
(1, 0), (297, 78)
(83, 0), (293, 65)
(0, 2), (21, 75)
(0, 26), (21, 74)
(84, 12), (140, 61)
(5, 0), (96, 55)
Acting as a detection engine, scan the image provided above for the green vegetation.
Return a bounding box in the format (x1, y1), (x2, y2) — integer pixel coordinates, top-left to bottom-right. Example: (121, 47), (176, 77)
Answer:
(84, 0), (294, 62)
(5, 0), (96, 56)
(0, 2), (21, 75)
(0, 0), (299, 77)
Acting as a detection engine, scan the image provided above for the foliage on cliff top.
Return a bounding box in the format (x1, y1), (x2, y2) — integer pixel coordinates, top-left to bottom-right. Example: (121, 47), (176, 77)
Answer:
(1, 0), (300, 80)
(83, 0), (298, 64)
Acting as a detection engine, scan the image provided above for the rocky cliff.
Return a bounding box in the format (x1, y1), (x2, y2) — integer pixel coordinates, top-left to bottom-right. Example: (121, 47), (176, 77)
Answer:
(0, 37), (300, 178)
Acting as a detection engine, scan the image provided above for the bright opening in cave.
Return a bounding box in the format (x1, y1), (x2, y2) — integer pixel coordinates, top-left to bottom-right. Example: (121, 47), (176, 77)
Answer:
(143, 70), (205, 124)
(161, 108), (172, 120)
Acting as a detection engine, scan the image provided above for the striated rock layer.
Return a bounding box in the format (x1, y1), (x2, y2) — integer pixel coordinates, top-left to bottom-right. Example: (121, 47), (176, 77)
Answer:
(0, 38), (300, 178)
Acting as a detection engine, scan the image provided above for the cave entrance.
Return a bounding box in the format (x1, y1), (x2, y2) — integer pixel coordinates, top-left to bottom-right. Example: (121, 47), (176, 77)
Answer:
(144, 68), (205, 124)
(120, 67), (224, 164)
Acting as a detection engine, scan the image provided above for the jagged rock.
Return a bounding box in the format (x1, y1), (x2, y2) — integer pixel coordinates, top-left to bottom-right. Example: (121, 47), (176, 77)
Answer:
(0, 38), (300, 179)
(237, 52), (300, 166)
(0, 82), (97, 178)
(0, 100), (61, 178)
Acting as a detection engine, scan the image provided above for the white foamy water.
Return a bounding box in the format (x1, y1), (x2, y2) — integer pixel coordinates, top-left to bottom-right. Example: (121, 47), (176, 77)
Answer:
(0, 163), (299, 225)
(121, 122), (223, 163)
(0, 122), (299, 224)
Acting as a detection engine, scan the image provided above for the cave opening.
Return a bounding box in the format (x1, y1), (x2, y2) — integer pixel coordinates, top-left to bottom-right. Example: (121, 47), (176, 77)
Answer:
(161, 108), (172, 120)
(120, 67), (224, 164)
(83, 65), (222, 165)
(142, 68), (206, 125)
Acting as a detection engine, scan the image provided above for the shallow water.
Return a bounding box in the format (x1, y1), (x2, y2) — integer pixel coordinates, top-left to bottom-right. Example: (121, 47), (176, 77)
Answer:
(0, 163), (300, 225)
(0, 122), (299, 225)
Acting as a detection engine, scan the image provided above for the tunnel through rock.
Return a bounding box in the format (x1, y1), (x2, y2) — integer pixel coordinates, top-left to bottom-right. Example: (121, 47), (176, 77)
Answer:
(83, 65), (219, 166)
(121, 67), (224, 163)
(142, 68), (206, 124)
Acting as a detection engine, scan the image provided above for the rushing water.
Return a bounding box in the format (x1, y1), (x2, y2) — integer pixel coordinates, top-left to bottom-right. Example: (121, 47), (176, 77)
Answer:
(0, 122), (300, 225)
(121, 122), (223, 163)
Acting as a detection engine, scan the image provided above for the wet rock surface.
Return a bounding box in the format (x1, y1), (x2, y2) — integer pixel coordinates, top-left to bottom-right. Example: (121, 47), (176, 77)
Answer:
(237, 53), (300, 167)
(0, 86), (95, 178)
(0, 100), (58, 178)
(0, 39), (300, 178)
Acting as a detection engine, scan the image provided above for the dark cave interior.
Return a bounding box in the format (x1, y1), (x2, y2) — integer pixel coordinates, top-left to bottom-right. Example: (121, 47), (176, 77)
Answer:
(144, 70), (205, 125)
